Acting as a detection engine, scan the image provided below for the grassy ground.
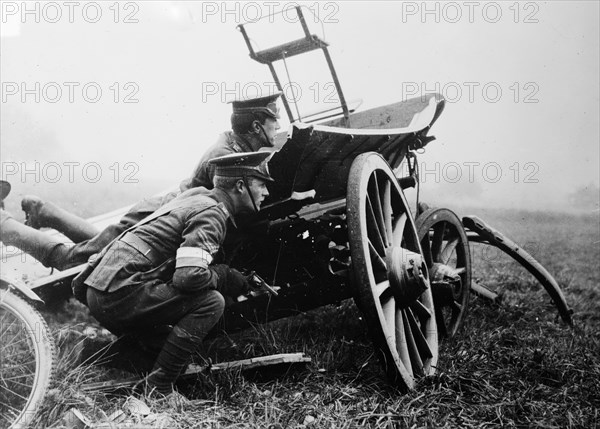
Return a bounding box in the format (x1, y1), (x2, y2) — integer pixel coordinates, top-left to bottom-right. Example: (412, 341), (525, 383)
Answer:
(30, 208), (599, 428)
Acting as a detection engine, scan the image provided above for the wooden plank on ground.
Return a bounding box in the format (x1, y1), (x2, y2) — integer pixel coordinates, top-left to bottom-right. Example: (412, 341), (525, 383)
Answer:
(187, 352), (311, 375)
(82, 353), (311, 394)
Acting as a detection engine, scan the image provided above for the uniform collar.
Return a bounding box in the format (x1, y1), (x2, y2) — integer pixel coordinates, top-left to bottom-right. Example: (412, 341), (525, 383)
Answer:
(229, 132), (263, 152)
(209, 187), (237, 228)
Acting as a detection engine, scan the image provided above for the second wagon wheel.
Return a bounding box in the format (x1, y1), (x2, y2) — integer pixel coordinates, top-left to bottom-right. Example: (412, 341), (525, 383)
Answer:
(416, 207), (471, 338)
(347, 152), (438, 392)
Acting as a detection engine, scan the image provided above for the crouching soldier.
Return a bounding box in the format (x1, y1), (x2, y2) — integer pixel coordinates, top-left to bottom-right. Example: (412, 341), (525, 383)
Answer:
(82, 152), (273, 394)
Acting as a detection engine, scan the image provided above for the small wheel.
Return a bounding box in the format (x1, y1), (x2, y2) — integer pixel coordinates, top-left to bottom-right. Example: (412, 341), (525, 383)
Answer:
(347, 153), (438, 392)
(0, 288), (56, 429)
(416, 208), (471, 338)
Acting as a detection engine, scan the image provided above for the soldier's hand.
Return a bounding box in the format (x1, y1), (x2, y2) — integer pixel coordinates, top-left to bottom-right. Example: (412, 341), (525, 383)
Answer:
(212, 264), (250, 297)
(227, 268), (250, 297)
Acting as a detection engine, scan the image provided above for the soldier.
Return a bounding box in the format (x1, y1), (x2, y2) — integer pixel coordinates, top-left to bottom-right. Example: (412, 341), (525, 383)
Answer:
(0, 93), (281, 270)
(179, 92), (282, 191)
(84, 152), (273, 394)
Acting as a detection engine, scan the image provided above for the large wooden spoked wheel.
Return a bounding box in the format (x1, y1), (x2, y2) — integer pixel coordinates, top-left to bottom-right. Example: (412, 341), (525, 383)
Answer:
(347, 153), (438, 392)
(416, 207), (471, 338)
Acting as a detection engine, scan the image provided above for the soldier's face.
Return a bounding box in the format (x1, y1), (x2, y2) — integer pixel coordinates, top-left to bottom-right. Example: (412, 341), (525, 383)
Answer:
(261, 118), (281, 145)
(249, 178), (269, 209)
(240, 178), (270, 212)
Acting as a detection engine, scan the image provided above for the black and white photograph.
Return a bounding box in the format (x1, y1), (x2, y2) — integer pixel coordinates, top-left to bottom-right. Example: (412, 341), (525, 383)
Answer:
(1, 1), (598, 427)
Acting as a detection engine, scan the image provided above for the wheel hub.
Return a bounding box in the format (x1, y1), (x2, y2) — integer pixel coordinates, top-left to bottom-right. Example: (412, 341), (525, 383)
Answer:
(386, 247), (429, 307)
(429, 262), (463, 304)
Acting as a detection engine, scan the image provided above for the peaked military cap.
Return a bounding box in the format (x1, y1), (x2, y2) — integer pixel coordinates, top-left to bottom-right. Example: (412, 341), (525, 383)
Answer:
(209, 151), (274, 182)
(229, 92), (282, 119)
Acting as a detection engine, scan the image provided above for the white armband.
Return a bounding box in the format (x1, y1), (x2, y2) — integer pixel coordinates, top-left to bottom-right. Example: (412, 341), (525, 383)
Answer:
(176, 247), (213, 268)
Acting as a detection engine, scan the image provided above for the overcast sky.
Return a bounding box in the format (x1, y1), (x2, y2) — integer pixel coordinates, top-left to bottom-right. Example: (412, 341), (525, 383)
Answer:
(1, 1), (598, 212)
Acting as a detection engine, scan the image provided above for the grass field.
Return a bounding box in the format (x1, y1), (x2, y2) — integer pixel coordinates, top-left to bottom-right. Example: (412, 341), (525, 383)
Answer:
(30, 207), (599, 428)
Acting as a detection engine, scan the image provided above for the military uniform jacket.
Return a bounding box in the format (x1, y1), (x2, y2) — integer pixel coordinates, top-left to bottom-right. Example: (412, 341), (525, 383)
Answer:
(179, 131), (254, 191)
(85, 187), (236, 294)
(109, 131), (250, 236)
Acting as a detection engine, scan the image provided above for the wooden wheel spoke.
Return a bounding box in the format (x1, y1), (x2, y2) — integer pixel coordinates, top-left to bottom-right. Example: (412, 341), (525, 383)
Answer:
(401, 310), (424, 377)
(366, 199), (386, 255)
(367, 193), (388, 249)
(440, 236), (459, 265)
(381, 177), (394, 245)
(381, 297), (397, 351)
(394, 308), (412, 376)
(421, 233), (434, 268)
(373, 280), (391, 299)
(435, 298), (462, 338)
(410, 299), (432, 321)
(369, 177), (390, 247)
(369, 241), (388, 274)
(431, 222), (447, 262)
(435, 306), (448, 338)
(405, 308), (433, 360)
(392, 213), (407, 248)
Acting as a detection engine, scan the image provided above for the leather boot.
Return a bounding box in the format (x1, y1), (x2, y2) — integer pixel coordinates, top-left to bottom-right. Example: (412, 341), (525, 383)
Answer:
(21, 196), (99, 243)
(145, 336), (193, 394)
(145, 366), (176, 395)
(1, 210), (68, 268)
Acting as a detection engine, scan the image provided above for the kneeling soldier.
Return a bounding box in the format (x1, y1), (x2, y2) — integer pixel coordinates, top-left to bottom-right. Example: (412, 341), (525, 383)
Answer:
(83, 152), (273, 394)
